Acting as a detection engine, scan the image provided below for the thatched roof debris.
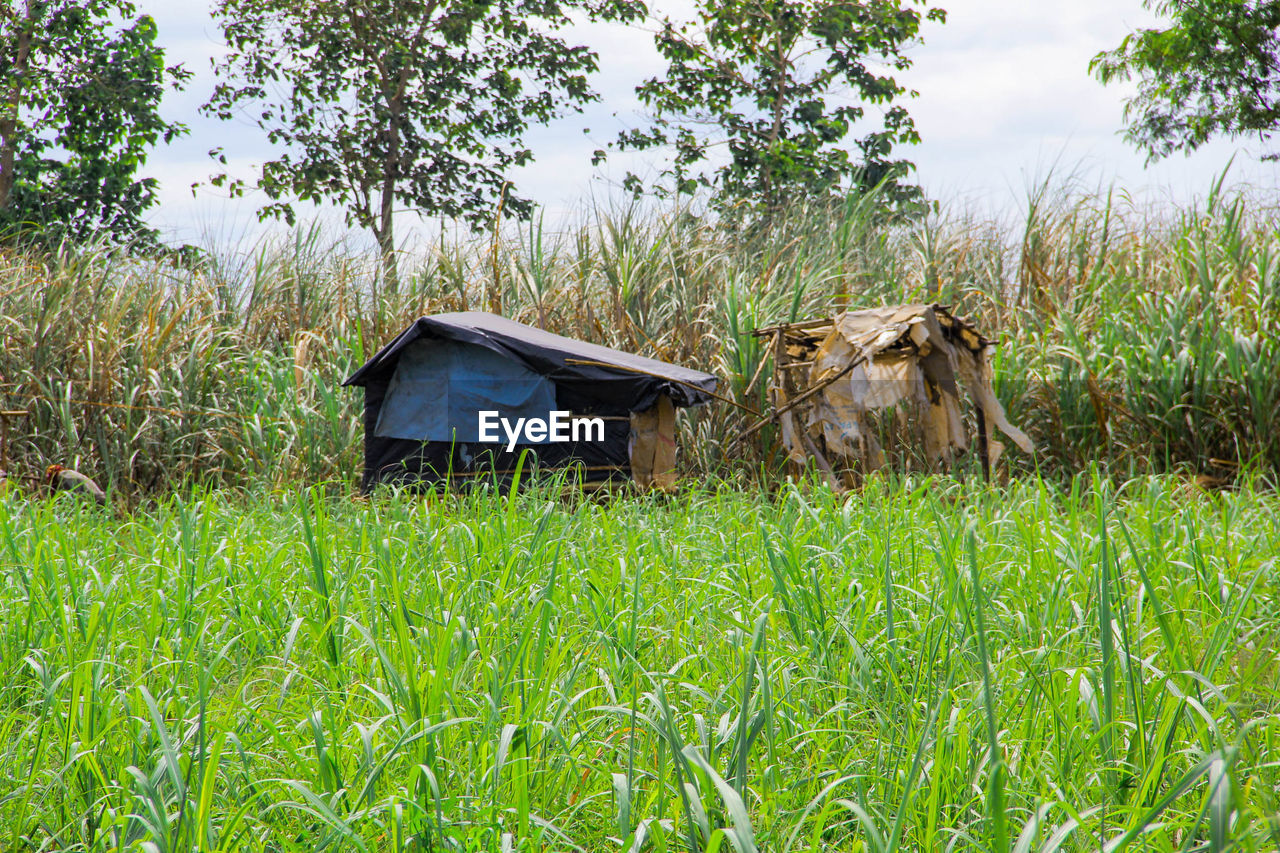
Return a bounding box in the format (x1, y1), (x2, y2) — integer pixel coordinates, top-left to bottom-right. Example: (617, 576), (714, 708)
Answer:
(751, 304), (1032, 487)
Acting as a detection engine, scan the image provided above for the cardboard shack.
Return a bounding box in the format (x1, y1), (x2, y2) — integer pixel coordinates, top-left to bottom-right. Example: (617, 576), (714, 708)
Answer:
(343, 312), (717, 491)
(752, 304), (1032, 487)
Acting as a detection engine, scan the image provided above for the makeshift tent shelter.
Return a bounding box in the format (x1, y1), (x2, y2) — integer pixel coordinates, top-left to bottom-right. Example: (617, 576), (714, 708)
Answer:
(750, 304), (1032, 487)
(343, 312), (717, 491)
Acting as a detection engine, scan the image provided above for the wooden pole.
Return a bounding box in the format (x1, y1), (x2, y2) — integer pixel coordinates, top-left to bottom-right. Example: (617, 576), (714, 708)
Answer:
(740, 346), (774, 399)
(0, 410), (25, 472)
(976, 406), (991, 482)
(732, 354), (866, 444)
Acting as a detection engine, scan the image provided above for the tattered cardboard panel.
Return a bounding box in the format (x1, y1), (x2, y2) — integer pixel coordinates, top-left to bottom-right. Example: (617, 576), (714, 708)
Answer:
(952, 348), (1033, 453)
(630, 394), (677, 491)
(831, 304), (933, 353)
(830, 303), (993, 356)
(920, 378), (968, 467)
(810, 324), (860, 383)
(807, 403), (885, 472)
(854, 355), (923, 411)
(805, 355), (918, 458)
(779, 408), (809, 465)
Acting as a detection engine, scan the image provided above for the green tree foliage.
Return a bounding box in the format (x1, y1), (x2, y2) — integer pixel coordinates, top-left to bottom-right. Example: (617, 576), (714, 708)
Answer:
(0, 0), (189, 246)
(204, 0), (643, 292)
(610, 0), (945, 217)
(1092, 0), (1280, 160)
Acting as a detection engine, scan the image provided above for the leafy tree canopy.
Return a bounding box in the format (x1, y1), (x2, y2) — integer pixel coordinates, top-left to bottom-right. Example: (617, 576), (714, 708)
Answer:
(0, 0), (189, 247)
(608, 0), (945, 218)
(204, 0), (644, 291)
(1092, 0), (1280, 160)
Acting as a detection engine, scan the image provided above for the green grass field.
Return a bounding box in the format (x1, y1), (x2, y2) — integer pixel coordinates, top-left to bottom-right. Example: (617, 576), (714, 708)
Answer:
(2, 474), (1277, 851)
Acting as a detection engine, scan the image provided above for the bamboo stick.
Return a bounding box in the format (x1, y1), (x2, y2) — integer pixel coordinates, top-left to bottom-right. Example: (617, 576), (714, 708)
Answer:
(750, 317), (837, 336)
(734, 354), (866, 443)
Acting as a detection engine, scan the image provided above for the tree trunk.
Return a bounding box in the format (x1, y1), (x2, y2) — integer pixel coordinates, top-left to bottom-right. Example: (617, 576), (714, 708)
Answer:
(375, 203), (399, 296)
(0, 2), (39, 213)
(376, 60), (406, 296)
(762, 26), (789, 216)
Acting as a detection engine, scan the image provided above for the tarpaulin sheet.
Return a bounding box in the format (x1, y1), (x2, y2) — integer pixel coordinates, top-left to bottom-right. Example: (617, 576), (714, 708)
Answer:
(357, 379), (633, 492)
(345, 311), (717, 412)
(374, 339), (556, 442)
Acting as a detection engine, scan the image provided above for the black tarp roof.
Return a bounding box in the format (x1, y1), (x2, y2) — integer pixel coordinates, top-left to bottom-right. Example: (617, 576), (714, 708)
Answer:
(343, 312), (717, 410)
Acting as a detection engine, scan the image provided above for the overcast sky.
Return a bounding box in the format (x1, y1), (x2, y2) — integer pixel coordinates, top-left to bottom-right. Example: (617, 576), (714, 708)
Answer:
(134, 0), (1277, 250)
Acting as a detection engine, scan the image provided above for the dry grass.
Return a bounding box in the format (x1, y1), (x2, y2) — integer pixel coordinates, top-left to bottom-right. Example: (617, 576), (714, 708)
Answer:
(1, 176), (1277, 497)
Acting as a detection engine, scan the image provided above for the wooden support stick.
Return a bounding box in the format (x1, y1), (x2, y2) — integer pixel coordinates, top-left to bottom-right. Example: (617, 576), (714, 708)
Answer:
(740, 345), (774, 399)
(976, 405), (991, 483)
(733, 354), (866, 443)
(750, 317), (838, 337)
(0, 409), (23, 472)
